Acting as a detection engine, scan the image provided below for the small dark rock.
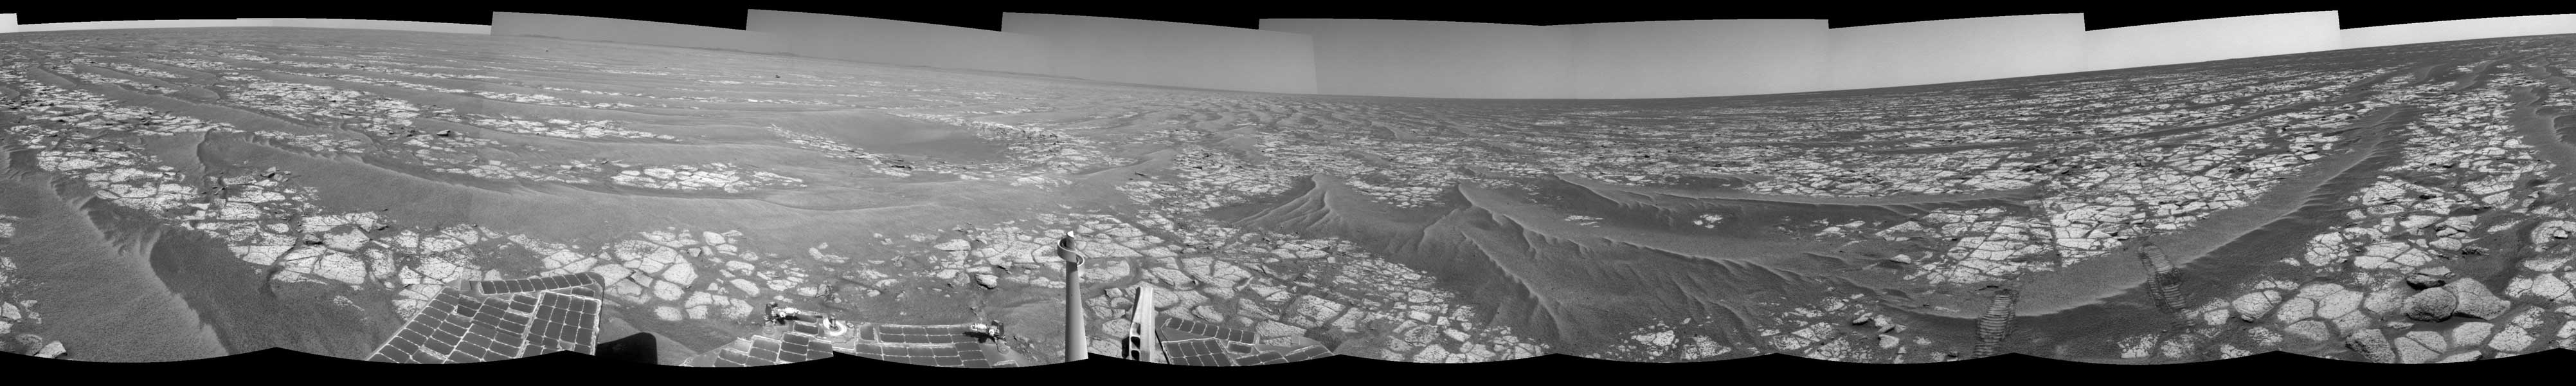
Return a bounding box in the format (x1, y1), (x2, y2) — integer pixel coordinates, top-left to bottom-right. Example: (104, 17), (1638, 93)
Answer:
(2405, 273), (2447, 290)
(2345, 331), (2397, 363)
(2401, 286), (2457, 322)
(2449, 279), (2508, 320)
(2406, 266), (2453, 290)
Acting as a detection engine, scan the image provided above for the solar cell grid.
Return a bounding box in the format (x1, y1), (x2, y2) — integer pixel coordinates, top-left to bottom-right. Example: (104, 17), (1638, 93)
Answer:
(503, 304), (535, 324)
(424, 331), (458, 353)
(1165, 318), (1263, 344)
(735, 347), (777, 366)
(467, 317), (500, 336)
(489, 329), (525, 358)
(753, 336), (784, 360)
(877, 324), (975, 344)
(1241, 351), (1287, 365)
(433, 291), (466, 307)
(718, 349), (755, 367)
(523, 322), (548, 347)
(494, 320), (527, 342)
(440, 317), (473, 335)
(548, 321), (570, 345)
(804, 340), (834, 359)
(416, 308), (453, 327)
(509, 295), (537, 313)
(534, 295), (557, 317)
(1206, 341), (1237, 365)
(523, 337), (554, 353)
(449, 348), (485, 363)
(462, 275), (613, 297)
(535, 293), (565, 334)
(546, 320), (570, 348)
(559, 320), (577, 345)
(384, 337), (420, 355)
(876, 354), (924, 366)
(886, 351), (932, 365)
(462, 329), (496, 347)
(1283, 345), (1331, 361)
(395, 327), (429, 347)
(1162, 337), (1234, 366)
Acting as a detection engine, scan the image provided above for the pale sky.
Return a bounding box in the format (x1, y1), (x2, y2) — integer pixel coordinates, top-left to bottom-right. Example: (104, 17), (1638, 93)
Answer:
(1823, 14), (2089, 92)
(1262, 19), (1577, 99)
(14, 11), (2574, 99)
(1004, 13), (1317, 95)
(1567, 19), (1830, 99)
(2082, 12), (2342, 71)
(14, 19), (276, 32)
(239, 19), (490, 35)
(492, 12), (787, 55)
(749, 10), (1051, 75)
(2344, 14), (2576, 49)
